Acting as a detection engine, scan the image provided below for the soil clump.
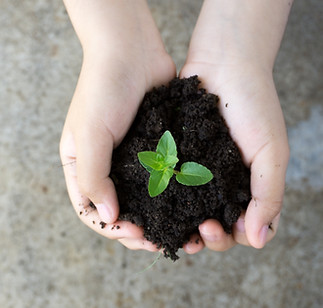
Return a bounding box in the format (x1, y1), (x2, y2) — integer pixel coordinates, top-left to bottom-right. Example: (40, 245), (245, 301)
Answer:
(110, 76), (251, 261)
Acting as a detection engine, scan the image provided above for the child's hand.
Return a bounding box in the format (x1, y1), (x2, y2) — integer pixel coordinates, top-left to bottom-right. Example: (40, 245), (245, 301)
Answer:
(60, 0), (175, 251)
(181, 0), (292, 254)
(181, 63), (289, 253)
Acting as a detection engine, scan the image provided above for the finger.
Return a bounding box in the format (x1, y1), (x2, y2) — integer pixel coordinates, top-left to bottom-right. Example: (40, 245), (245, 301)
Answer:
(75, 121), (119, 224)
(245, 141), (289, 248)
(60, 130), (144, 241)
(84, 214), (144, 240)
(118, 238), (159, 252)
(199, 219), (236, 252)
(60, 124), (119, 224)
(183, 233), (205, 254)
(60, 128), (89, 210)
(69, 192), (144, 240)
(232, 214), (250, 246)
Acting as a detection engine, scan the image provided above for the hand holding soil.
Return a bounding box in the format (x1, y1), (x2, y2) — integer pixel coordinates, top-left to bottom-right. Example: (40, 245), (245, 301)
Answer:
(180, 0), (291, 252)
(60, 0), (175, 252)
(60, 0), (291, 260)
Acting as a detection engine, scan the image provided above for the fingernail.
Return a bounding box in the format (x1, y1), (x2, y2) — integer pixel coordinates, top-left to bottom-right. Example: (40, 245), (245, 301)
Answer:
(95, 203), (113, 223)
(260, 225), (269, 247)
(236, 218), (245, 233)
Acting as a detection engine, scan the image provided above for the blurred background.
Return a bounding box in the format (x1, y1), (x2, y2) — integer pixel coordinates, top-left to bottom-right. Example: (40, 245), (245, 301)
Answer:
(0, 0), (322, 307)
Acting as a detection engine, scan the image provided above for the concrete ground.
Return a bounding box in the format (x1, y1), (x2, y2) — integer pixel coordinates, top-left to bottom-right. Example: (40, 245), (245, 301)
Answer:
(1, 0), (322, 307)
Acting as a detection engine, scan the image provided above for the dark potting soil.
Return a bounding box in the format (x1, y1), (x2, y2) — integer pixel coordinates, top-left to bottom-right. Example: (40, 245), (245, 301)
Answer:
(109, 76), (251, 261)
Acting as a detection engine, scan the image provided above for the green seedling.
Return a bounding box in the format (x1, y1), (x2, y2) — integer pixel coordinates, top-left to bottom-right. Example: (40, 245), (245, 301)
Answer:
(138, 130), (213, 197)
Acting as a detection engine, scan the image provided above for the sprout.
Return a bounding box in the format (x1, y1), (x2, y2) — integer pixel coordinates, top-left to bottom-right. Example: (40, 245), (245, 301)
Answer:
(138, 130), (213, 197)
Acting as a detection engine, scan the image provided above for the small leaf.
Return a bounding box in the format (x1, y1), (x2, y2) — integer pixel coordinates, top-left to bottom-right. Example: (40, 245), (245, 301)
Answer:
(163, 155), (179, 168)
(138, 151), (164, 172)
(148, 168), (174, 197)
(176, 162), (213, 186)
(156, 130), (177, 157)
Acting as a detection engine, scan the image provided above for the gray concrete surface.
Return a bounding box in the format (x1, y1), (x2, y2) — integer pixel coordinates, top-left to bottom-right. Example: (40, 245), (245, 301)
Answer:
(1, 0), (322, 307)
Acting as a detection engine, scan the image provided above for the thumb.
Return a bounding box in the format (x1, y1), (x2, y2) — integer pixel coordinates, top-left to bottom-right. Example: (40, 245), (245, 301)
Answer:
(75, 122), (119, 224)
(245, 141), (289, 248)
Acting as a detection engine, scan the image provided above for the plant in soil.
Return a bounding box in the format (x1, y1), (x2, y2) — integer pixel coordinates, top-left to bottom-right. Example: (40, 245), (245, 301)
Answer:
(104, 76), (251, 261)
(138, 130), (213, 197)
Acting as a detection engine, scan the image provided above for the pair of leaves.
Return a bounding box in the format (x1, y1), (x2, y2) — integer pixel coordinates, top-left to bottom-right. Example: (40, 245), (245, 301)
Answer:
(138, 131), (178, 197)
(138, 131), (213, 197)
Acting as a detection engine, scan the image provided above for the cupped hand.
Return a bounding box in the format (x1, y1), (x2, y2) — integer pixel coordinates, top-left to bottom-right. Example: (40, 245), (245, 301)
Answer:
(181, 62), (289, 254)
(60, 0), (176, 251)
(180, 0), (292, 255)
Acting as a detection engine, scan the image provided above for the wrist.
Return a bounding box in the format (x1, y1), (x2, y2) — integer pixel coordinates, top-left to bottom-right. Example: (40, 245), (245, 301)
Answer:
(187, 0), (293, 73)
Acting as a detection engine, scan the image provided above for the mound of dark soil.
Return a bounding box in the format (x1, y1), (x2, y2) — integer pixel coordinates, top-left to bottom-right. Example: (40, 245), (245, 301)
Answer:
(109, 76), (251, 261)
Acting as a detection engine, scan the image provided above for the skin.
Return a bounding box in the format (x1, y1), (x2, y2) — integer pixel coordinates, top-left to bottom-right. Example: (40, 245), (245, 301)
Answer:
(182, 0), (291, 253)
(60, 0), (175, 251)
(60, 0), (291, 254)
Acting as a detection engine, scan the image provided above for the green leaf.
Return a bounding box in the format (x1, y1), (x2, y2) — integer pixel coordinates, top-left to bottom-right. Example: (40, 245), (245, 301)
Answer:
(163, 155), (179, 168)
(148, 168), (174, 197)
(175, 162), (213, 186)
(138, 151), (164, 172)
(156, 130), (177, 157)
